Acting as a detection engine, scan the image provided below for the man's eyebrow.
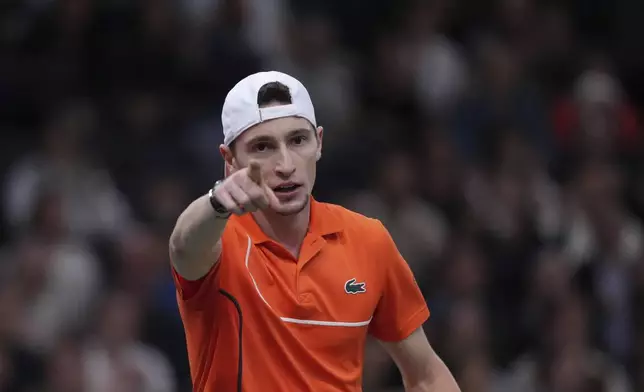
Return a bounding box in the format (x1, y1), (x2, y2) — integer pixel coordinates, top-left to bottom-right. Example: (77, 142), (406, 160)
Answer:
(245, 135), (275, 145)
(245, 128), (314, 145)
(287, 128), (315, 136)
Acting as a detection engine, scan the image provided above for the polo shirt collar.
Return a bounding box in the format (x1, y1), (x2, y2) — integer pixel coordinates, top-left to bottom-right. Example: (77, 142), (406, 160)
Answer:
(234, 197), (343, 245)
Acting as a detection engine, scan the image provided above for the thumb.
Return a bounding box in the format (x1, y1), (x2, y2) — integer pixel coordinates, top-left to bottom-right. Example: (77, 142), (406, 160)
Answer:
(262, 183), (282, 209)
(247, 160), (263, 184)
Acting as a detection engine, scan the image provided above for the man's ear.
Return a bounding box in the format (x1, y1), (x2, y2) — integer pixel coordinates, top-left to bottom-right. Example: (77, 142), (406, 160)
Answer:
(219, 144), (236, 177)
(316, 126), (323, 161)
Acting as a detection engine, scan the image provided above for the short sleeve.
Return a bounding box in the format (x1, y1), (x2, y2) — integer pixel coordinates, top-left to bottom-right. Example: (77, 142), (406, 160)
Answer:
(171, 237), (227, 305)
(171, 262), (220, 302)
(368, 221), (430, 342)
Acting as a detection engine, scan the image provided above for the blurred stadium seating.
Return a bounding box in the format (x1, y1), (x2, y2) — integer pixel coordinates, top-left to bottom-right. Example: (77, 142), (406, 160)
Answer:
(1, 0), (644, 391)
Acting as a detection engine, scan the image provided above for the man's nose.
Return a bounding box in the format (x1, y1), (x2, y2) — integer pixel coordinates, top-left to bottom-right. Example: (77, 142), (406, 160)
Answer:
(275, 146), (295, 178)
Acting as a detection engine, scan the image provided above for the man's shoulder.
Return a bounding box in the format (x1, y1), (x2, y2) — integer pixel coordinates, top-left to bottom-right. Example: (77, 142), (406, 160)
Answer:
(317, 201), (386, 235)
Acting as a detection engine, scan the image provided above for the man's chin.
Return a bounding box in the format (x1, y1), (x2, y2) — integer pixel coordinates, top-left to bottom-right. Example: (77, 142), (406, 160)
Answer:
(272, 195), (309, 216)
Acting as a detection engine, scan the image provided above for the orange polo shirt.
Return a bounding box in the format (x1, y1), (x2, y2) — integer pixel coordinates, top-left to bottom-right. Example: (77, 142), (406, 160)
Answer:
(172, 198), (429, 392)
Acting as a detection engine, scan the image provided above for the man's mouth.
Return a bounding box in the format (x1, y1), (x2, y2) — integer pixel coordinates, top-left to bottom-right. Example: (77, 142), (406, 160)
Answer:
(273, 183), (302, 193)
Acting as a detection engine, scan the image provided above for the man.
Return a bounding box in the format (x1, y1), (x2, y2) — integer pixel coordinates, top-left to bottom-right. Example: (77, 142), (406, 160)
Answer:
(169, 71), (460, 392)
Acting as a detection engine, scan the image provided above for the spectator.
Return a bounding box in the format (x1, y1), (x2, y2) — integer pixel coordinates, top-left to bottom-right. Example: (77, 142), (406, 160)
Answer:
(344, 148), (448, 278)
(551, 57), (640, 162)
(417, 130), (466, 225)
(456, 351), (505, 392)
(274, 12), (358, 146)
(0, 280), (44, 392)
(43, 338), (86, 392)
(451, 36), (552, 161)
(503, 293), (633, 392)
(405, 0), (470, 118)
(3, 100), (133, 241)
(82, 290), (175, 392)
(8, 190), (101, 354)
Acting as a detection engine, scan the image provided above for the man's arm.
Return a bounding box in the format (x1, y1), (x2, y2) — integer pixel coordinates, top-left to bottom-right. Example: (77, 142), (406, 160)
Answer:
(169, 194), (228, 280)
(367, 219), (460, 391)
(169, 161), (275, 281)
(381, 327), (460, 392)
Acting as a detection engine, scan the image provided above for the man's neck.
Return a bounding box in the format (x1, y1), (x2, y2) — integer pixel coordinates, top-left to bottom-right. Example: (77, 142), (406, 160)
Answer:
(252, 204), (311, 258)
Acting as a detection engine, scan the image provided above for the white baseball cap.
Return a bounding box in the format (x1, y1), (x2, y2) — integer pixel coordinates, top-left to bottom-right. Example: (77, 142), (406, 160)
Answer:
(221, 71), (317, 146)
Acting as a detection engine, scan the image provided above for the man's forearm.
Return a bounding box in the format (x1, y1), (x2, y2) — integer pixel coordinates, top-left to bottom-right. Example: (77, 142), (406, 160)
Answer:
(169, 194), (228, 280)
(405, 354), (460, 392)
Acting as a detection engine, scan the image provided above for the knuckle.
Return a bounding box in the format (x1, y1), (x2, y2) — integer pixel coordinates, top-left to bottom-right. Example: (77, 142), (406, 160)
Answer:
(216, 180), (232, 193)
(237, 194), (251, 206)
(228, 175), (242, 186)
(220, 199), (236, 211)
(254, 193), (269, 205)
(258, 192), (270, 203)
(221, 198), (236, 208)
(228, 171), (244, 184)
(214, 188), (229, 202)
(233, 174), (250, 189)
(249, 189), (263, 201)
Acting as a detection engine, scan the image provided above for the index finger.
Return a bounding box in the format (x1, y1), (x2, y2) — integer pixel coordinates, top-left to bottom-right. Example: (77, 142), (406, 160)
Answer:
(247, 160), (263, 184)
(262, 183), (282, 210)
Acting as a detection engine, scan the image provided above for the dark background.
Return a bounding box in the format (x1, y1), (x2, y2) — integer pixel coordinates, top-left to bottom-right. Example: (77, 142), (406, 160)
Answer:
(1, 0), (644, 391)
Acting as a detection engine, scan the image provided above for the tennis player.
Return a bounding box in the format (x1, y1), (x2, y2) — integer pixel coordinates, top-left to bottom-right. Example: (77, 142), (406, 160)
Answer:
(169, 71), (461, 392)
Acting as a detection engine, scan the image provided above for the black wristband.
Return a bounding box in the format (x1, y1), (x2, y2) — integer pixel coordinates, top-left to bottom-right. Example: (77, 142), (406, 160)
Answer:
(209, 180), (231, 218)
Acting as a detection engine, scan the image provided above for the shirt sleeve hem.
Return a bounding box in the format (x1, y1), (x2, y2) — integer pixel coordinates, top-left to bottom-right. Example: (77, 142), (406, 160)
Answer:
(172, 261), (221, 304)
(374, 306), (430, 342)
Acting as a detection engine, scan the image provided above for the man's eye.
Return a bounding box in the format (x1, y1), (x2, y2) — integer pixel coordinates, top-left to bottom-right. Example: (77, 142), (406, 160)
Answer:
(253, 143), (269, 152)
(292, 135), (307, 145)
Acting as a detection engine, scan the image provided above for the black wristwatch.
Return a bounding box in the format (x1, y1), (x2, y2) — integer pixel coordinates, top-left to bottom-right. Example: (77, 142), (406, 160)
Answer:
(209, 180), (231, 219)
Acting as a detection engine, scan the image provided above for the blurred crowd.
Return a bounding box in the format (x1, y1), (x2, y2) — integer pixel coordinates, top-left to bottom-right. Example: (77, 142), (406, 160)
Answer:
(1, 0), (644, 391)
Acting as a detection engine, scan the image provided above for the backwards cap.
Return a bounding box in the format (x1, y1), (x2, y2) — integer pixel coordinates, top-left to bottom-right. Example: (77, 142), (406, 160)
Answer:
(221, 71), (317, 146)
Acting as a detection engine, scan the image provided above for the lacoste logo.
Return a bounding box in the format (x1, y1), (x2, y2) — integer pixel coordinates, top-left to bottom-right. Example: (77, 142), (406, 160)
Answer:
(344, 278), (366, 294)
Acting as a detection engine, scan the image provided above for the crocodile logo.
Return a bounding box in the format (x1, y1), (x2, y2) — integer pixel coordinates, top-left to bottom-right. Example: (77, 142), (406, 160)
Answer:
(344, 278), (366, 294)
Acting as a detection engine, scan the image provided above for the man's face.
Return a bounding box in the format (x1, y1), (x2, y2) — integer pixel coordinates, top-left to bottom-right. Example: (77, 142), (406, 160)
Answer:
(221, 116), (323, 216)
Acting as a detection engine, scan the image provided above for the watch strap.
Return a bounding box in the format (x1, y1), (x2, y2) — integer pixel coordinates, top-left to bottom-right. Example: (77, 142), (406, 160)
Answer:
(209, 180), (231, 218)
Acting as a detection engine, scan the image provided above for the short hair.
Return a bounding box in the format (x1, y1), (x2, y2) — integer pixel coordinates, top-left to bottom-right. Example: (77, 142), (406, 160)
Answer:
(257, 81), (292, 107)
